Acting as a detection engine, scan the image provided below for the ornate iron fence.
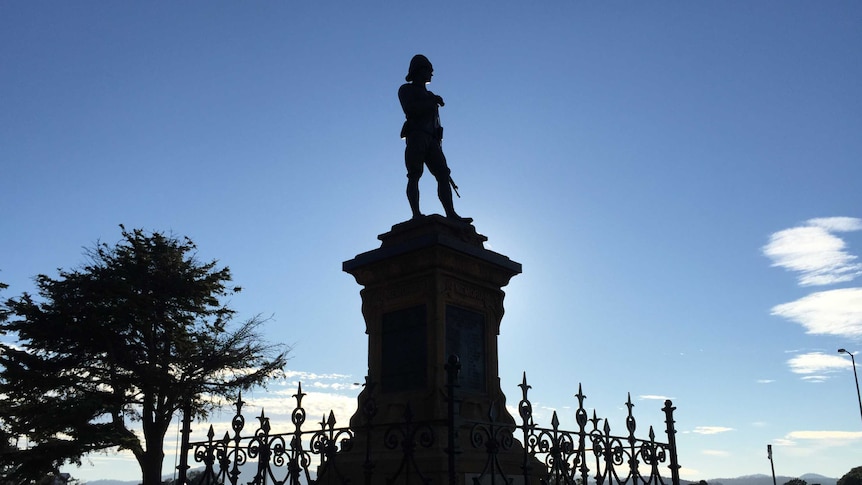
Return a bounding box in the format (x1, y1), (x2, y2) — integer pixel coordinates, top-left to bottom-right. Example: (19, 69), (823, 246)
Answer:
(177, 360), (680, 485)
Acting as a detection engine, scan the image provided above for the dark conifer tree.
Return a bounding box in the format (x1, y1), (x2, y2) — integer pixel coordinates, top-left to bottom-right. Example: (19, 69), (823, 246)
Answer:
(0, 227), (288, 485)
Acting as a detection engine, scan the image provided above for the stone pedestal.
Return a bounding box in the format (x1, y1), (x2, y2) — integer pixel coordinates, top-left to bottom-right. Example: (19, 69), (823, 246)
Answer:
(328, 215), (527, 483)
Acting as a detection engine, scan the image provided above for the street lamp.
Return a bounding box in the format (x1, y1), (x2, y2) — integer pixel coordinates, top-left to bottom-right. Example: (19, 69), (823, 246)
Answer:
(767, 444), (777, 485)
(838, 348), (862, 424)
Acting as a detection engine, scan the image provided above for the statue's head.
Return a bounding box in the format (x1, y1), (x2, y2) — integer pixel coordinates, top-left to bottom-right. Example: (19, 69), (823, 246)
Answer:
(406, 55), (433, 82)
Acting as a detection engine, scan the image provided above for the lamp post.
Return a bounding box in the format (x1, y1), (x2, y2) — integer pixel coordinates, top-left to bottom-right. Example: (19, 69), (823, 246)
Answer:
(767, 444), (777, 485)
(838, 348), (862, 424)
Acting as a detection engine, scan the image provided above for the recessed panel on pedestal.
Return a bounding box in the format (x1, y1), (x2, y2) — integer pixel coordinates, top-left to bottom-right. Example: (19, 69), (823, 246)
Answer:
(381, 305), (427, 393)
(445, 305), (486, 392)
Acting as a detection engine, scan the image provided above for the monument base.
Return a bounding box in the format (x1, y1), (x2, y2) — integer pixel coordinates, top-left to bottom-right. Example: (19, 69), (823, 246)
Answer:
(333, 216), (542, 483)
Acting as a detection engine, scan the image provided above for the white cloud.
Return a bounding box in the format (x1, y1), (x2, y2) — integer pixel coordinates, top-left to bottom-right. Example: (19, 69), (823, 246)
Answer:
(800, 375), (828, 383)
(771, 438), (796, 446)
(692, 426), (733, 435)
(756, 379), (774, 384)
(786, 430), (862, 440)
(282, 370), (352, 381)
(239, 391), (359, 434)
(677, 466), (702, 480)
(786, 352), (850, 376)
(772, 288), (862, 337)
(309, 381), (354, 390)
(701, 449), (730, 457)
(638, 394), (673, 401)
(776, 430), (862, 448)
(809, 217), (862, 232)
(196, 380), (362, 438)
(763, 217), (862, 286)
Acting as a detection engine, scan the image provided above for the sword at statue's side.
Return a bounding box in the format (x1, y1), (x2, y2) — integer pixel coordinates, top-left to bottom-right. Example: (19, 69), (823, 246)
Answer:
(449, 176), (460, 198)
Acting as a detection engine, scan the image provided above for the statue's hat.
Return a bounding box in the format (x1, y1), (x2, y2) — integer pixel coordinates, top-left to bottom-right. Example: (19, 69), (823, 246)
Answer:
(406, 54), (432, 82)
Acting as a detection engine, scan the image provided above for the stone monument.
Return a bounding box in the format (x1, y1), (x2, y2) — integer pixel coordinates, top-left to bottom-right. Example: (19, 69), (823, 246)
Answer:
(318, 55), (534, 484)
(334, 215), (527, 483)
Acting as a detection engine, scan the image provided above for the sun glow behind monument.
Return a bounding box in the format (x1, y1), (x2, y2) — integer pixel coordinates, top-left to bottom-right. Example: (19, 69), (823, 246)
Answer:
(1, 1), (859, 481)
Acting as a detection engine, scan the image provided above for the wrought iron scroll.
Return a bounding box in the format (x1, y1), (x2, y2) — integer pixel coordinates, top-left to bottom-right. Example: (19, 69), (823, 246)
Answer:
(188, 385), (355, 485)
(182, 375), (680, 485)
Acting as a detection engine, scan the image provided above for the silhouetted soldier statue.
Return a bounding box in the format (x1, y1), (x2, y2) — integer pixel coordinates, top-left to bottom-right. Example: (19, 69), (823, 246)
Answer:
(399, 55), (471, 223)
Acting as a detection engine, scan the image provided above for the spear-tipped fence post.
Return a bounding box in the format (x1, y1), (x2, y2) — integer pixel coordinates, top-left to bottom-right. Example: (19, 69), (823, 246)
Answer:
(518, 373), (534, 483)
(663, 400), (680, 485)
(177, 396), (193, 485)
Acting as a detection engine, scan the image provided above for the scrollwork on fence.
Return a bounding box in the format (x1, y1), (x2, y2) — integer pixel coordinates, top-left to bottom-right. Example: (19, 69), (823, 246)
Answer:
(190, 383), (353, 485)
(513, 374), (678, 485)
(183, 372), (680, 485)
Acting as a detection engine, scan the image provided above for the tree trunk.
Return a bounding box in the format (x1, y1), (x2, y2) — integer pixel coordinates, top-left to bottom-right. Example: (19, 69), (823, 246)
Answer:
(140, 447), (165, 485)
(139, 413), (168, 485)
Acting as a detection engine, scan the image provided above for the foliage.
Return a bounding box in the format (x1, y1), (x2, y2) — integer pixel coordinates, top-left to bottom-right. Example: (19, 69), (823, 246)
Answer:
(784, 479), (808, 485)
(0, 227), (289, 485)
(0, 279), (20, 482)
(838, 466), (862, 485)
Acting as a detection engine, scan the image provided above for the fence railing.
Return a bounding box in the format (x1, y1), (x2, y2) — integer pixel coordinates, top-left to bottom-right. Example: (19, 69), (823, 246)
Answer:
(178, 358), (680, 485)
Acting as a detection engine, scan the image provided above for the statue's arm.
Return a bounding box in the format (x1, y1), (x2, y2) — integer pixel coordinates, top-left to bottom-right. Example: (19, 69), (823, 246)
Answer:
(399, 85), (438, 118)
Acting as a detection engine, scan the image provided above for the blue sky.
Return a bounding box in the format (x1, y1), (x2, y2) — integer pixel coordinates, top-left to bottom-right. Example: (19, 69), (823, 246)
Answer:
(2, 1), (861, 482)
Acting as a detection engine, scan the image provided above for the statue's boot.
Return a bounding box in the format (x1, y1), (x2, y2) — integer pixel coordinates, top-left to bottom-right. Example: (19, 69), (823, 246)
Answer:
(439, 182), (472, 223)
(407, 180), (423, 219)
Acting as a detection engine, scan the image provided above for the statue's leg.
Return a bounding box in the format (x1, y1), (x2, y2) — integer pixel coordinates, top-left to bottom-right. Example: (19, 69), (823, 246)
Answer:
(405, 140), (424, 219)
(427, 145), (469, 222)
(436, 176), (458, 218)
(407, 177), (422, 219)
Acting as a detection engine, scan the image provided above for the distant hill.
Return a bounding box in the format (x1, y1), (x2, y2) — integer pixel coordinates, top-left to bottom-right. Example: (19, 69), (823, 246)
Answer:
(82, 472), (838, 485)
(697, 473), (837, 485)
(85, 481), (139, 485)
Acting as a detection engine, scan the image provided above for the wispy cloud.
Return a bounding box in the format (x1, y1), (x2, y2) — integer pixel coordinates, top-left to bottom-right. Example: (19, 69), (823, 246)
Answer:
(765, 219), (862, 376)
(763, 217), (862, 286)
(282, 370), (353, 381)
(786, 352), (851, 378)
(771, 438), (796, 446)
(701, 449), (730, 457)
(756, 379), (774, 384)
(787, 430), (862, 440)
(771, 288), (862, 337)
(677, 466), (702, 480)
(638, 394), (673, 401)
(191, 375), (363, 439)
(809, 217), (862, 232)
(692, 426), (733, 435)
(777, 430), (862, 447)
(800, 375), (828, 383)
